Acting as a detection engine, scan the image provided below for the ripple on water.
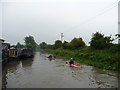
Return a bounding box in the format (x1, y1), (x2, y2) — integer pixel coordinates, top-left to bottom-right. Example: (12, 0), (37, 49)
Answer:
(2, 52), (118, 88)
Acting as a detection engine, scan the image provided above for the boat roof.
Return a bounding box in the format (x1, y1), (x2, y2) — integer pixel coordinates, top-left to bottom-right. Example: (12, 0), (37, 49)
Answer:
(0, 39), (5, 42)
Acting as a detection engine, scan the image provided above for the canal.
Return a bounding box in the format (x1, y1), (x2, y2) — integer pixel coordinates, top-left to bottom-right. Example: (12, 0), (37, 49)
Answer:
(2, 52), (118, 88)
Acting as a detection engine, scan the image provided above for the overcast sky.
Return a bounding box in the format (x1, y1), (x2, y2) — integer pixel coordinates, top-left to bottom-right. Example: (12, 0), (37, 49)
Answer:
(0, 0), (119, 45)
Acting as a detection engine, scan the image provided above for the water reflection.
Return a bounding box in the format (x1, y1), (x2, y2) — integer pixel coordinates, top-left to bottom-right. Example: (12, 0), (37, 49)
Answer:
(2, 60), (20, 88)
(92, 67), (118, 88)
(65, 64), (118, 88)
(21, 58), (33, 68)
(92, 66), (117, 76)
(2, 58), (34, 88)
(2, 52), (118, 88)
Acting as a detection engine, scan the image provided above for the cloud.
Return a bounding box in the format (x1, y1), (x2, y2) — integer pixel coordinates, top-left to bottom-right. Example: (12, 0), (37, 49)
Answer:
(1, 0), (118, 45)
(1, 0), (117, 3)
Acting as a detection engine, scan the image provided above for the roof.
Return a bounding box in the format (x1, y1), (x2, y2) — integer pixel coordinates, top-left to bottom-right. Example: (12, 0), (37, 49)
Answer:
(0, 39), (5, 42)
(10, 47), (16, 49)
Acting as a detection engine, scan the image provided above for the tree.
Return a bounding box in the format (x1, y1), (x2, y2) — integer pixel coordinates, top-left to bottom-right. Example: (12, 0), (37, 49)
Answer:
(46, 44), (55, 49)
(89, 32), (113, 49)
(115, 34), (120, 39)
(65, 42), (72, 49)
(54, 40), (62, 49)
(115, 34), (120, 44)
(70, 37), (86, 49)
(24, 35), (37, 50)
(62, 41), (69, 49)
(16, 42), (26, 48)
(40, 42), (47, 49)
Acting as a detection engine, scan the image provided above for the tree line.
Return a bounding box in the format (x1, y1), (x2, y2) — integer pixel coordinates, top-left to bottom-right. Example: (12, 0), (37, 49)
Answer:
(40, 32), (119, 50)
(15, 32), (119, 51)
(12, 32), (119, 70)
(43, 32), (119, 70)
(16, 35), (38, 51)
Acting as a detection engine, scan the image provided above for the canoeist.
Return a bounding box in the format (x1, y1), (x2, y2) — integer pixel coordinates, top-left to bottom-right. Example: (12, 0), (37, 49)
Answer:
(47, 55), (52, 60)
(69, 58), (74, 65)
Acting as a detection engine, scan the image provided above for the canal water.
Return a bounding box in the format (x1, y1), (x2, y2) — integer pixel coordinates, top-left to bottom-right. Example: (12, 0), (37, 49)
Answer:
(2, 52), (118, 88)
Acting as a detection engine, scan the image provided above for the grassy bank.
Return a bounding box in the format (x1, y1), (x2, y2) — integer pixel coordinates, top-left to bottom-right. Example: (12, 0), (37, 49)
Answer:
(45, 46), (119, 71)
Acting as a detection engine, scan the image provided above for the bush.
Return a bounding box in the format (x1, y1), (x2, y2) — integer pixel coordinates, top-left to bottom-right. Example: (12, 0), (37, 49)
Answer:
(54, 40), (62, 49)
(70, 37), (86, 49)
(89, 32), (113, 49)
(45, 47), (119, 70)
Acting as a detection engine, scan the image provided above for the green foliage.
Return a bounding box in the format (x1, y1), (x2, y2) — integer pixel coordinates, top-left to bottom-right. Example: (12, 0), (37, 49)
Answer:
(16, 42), (26, 48)
(24, 35), (37, 50)
(89, 32), (113, 49)
(45, 44), (119, 70)
(54, 40), (62, 49)
(62, 41), (69, 49)
(45, 32), (119, 70)
(46, 37), (86, 50)
(40, 42), (47, 49)
(46, 44), (55, 49)
(65, 43), (72, 50)
(70, 37), (86, 49)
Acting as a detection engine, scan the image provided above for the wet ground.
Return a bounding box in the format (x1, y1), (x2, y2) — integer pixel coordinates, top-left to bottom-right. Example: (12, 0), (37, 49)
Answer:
(2, 52), (118, 88)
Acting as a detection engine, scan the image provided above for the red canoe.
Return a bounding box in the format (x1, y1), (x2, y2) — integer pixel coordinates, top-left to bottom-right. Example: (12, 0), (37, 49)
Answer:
(66, 61), (81, 68)
(70, 64), (81, 68)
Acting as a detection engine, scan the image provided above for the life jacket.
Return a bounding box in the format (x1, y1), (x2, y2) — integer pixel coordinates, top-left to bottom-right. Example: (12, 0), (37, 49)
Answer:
(69, 60), (74, 64)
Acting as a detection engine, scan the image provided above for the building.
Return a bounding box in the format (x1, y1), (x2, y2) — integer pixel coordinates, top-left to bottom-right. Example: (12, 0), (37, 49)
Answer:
(0, 39), (4, 90)
(0, 39), (10, 64)
(0, 39), (5, 63)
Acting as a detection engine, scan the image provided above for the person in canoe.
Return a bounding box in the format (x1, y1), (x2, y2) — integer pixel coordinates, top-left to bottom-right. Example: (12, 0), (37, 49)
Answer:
(52, 56), (56, 60)
(47, 55), (52, 61)
(66, 58), (81, 68)
(69, 58), (75, 65)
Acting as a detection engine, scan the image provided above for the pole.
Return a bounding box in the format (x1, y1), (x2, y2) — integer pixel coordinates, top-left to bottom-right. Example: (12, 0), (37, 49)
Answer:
(61, 33), (64, 43)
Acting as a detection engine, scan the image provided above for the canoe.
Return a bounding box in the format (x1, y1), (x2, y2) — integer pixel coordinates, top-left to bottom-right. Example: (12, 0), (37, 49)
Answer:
(66, 61), (81, 68)
(70, 64), (81, 68)
(48, 57), (55, 60)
